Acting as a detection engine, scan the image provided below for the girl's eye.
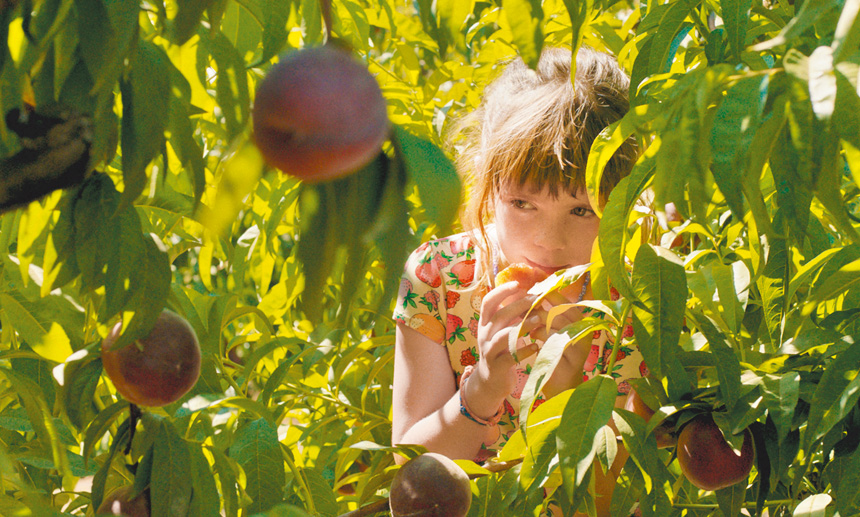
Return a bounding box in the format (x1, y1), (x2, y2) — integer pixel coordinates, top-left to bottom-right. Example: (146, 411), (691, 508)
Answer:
(572, 207), (592, 217)
(511, 199), (532, 209)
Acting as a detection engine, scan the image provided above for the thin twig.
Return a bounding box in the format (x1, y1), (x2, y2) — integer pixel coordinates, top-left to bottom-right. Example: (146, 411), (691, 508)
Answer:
(338, 498), (389, 517)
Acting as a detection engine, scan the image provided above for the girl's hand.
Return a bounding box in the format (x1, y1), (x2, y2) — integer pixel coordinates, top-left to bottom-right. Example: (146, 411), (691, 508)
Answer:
(467, 282), (540, 409)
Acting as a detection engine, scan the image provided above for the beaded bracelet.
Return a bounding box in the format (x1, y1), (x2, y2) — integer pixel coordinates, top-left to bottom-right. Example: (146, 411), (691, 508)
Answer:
(458, 365), (505, 426)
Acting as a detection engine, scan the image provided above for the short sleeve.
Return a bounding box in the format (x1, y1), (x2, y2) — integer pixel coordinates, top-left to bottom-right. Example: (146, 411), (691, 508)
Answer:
(393, 242), (447, 344)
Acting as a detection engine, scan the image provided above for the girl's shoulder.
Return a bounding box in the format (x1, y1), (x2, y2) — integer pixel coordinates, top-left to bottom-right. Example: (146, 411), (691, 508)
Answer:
(404, 232), (481, 290)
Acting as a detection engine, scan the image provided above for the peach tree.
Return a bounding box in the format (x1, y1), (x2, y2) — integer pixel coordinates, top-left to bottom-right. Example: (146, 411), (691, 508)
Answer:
(0, 0), (858, 515)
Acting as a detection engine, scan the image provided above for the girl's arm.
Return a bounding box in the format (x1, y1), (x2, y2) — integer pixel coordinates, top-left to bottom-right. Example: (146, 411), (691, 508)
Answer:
(391, 323), (502, 463)
(392, 282), (535, 464)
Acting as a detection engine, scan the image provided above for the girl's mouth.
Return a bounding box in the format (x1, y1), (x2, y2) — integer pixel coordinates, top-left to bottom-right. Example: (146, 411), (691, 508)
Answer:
(525, 259), (567, 276)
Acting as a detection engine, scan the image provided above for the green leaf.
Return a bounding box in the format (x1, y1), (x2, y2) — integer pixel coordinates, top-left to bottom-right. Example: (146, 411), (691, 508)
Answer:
(61, 353), (101, 430)
(709, 74), (769, 221)
(760, 372), (800, 444)
(120, 40), (171, 207)
(649, 0), (694, 74)
(764, 423), (800, 491)
(613, 408), (673, 495)
(770, 121), (814, 241)
(151, 420), (193, 517)
(167, 69), (207, 207)
(260, 0), (291, 65)
(804, 339), (860, 450)
(303, 468), (339, 517)
(836, 441), (860, 516)
(230, 418), (286, 513)
(436, 0), (473, 54)
(252, 504), (314, 517)
(609, 457), (645, 517)
(586, 104), (655, 218)
(90, 416), (131, 510)
(832, 0), (860, 63)
(715, 482), (746, 517)
(631, 244), (688, 398)
(188, 444), (220, 517)
(73, 174), (119, 291)
(517, 401), (563, 493)
(814, 133), (860, 243)
(721, 0), (752, 61)
(693, 312), (743, 410)
(172, 0), (214, 46)
(210, 449), (240, 517)
(598, 154), (655, 301)
(82, 401), (129, 464)
(207, 31), (251, 140)
(0, 368), (68, 476)
(563, 0), (593, 79)
(74, 0), (137, 93)
(392, 125), (461, 234)
(0, 291), (80, 363)
(557, 375), (619, 501)
(504, 0), (543, 69)
(834, 70), (860, 149)
(104, 235), (172, 352)
(750, 0), (838, 51)
(519, 317), (609, 427)
(758, 214), (791, 345)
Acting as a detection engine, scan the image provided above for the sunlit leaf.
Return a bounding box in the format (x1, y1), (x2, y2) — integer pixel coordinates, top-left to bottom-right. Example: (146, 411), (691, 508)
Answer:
(504, 0), (543, 69)
(557, 375), (618, 501)
(631, 245), (688, 398)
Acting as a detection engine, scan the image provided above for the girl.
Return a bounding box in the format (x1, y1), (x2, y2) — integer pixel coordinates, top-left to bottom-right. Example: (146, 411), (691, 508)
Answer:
(392, 46), (643, 514)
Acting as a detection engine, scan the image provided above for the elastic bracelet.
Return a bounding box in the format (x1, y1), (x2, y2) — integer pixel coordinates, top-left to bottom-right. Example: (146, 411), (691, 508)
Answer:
(458, 365), (505, 426)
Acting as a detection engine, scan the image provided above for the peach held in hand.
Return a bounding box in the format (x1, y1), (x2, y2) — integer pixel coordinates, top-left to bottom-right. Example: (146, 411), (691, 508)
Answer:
(494, 263), (548, 290)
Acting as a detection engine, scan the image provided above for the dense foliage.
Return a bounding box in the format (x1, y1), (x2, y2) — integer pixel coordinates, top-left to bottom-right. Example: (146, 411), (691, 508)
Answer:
(0, 0), (858, 515)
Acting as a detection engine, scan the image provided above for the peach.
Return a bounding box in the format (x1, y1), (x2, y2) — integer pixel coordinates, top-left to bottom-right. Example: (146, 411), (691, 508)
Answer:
(389, 453), (472, 517)
(494, 263), (548, 290)
(252, 45), (389, 182)
(101, 310), (201, 407)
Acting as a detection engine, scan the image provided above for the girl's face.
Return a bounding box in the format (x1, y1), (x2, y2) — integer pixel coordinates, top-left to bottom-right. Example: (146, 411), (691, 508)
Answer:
(493, 181), (599, 276)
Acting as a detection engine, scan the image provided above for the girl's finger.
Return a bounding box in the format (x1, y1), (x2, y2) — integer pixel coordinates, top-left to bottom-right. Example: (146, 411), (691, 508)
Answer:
(481, 282), (528, 319)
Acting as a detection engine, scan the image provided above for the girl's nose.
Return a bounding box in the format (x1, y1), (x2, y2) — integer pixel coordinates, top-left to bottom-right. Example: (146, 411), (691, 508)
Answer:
(534, 219), (568, 251)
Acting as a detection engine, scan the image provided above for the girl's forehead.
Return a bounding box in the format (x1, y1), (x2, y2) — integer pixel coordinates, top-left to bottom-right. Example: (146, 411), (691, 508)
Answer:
(497, 180), (585, 199)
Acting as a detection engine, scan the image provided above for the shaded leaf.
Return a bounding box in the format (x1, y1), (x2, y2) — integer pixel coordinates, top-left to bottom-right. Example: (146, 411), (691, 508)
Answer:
(120, 40), (171, 207)
(721, 0), (752, 61)
(230, 418), (286, 513)
(151, 420), (193, 517)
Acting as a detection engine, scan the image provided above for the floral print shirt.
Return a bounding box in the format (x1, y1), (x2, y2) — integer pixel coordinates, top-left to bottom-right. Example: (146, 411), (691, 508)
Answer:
(394, 230), (646, 459)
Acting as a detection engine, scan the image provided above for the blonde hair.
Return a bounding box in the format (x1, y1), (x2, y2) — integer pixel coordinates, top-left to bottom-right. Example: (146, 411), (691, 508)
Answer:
(449, 46), (639, 283)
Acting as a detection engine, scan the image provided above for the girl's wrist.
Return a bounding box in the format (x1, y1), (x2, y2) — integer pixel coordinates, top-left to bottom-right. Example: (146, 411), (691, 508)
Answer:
(460, 365), (508, 422)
